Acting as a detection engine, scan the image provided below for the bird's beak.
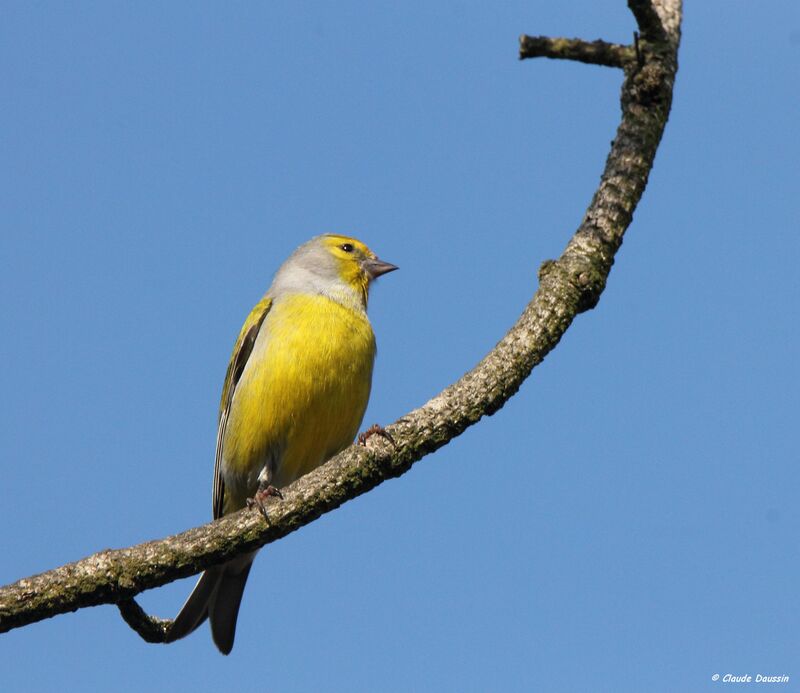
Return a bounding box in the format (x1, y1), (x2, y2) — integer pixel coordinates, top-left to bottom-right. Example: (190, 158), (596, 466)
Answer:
(363, 257), (399, 280)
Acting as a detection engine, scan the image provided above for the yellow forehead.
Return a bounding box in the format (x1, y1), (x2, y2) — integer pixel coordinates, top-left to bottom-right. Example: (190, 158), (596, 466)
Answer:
(321, 234), (372, 257)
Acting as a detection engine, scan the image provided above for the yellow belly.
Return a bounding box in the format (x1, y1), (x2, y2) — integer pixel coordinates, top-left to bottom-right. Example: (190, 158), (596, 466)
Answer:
(221, 292), (376, 512)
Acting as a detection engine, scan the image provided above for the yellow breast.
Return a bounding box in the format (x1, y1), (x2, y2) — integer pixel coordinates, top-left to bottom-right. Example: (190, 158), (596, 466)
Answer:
(221, 292), (376, 511)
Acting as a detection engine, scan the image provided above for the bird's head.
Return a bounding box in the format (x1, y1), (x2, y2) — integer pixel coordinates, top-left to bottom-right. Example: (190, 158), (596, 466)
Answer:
(272, 234), (397, 310)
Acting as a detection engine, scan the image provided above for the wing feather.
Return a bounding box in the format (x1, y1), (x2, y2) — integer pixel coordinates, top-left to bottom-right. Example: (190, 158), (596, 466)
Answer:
(212, 295), (273, 519)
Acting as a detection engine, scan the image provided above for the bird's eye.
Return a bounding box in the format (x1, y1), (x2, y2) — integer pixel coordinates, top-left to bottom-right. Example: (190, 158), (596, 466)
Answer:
(340, 243), (354, 253)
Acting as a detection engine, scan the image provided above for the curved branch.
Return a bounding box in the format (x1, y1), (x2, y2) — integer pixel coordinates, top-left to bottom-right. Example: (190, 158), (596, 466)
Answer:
(0, 0), (682, 638)
(117, 598), (171, 642)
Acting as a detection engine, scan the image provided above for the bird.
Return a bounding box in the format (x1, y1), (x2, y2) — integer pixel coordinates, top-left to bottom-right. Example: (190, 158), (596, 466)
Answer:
(166, 234), (397, 654)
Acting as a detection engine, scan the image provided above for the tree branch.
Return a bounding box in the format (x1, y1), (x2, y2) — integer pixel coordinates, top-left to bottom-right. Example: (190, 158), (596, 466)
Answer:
(0, 0), (682, 639)
(628, 0), (668, 43)
(519, 36), (633, 69)
(118, 599), (171, 643)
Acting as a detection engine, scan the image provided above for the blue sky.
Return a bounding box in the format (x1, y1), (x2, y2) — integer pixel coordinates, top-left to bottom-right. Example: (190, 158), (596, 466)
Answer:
(2, 2), (798, 692)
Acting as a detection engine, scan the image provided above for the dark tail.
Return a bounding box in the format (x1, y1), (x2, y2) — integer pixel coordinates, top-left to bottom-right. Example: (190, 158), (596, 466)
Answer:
(167, 553), (255, 655)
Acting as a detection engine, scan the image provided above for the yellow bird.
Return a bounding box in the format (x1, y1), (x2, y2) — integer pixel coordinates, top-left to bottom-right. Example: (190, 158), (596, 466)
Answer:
(167, 234), (397, 654)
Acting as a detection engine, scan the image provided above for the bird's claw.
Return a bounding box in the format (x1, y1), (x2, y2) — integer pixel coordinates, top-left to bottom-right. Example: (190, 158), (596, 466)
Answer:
(357, 424), (396, 448)
(246, 485), (284, 522)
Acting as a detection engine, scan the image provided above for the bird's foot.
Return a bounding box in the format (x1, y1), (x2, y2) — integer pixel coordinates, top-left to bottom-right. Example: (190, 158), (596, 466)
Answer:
(246, 484), (284, 522)
(357, 424), (396, 448)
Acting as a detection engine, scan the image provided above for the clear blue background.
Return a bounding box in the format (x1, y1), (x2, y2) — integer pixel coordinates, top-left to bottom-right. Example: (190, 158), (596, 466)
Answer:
(2, 2), (798, 691)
